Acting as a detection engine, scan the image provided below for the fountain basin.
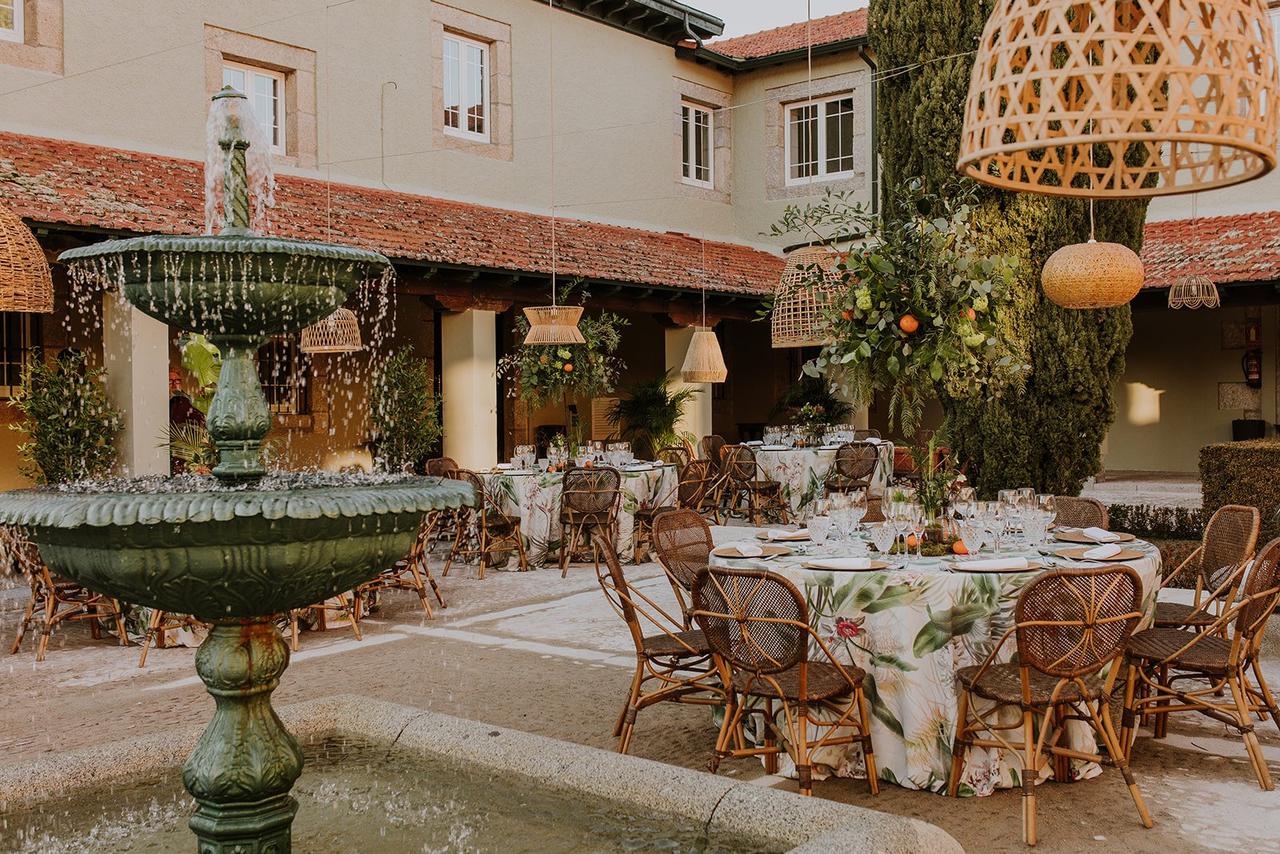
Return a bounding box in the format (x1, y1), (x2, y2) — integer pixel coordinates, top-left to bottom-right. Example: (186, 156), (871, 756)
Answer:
(0, 696), (963, 853)
(0, 474), (472, 619)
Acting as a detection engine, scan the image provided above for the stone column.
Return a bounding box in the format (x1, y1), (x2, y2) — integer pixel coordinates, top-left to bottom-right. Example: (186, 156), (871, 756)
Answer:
(440, 308), (498, 469)
(664, 325), (713, 441)
(102, 290), (170, 477)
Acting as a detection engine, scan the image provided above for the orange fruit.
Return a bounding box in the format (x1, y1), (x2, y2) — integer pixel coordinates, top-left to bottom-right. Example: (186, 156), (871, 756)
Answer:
(965, 308), (976, 321)
(841, 309), (853, 321)
(563, 363), (574, 372)
(898, 314), (919, 334)
(906, 534), (919, 549)
(952, 540), (969, 555)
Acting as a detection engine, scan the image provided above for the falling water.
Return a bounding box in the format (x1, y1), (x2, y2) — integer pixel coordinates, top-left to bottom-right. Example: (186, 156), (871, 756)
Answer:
(203, 88), (274, 234)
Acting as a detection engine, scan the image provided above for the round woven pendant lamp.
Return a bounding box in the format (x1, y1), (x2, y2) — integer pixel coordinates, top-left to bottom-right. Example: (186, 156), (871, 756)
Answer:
(1168, 274), (1221, 310)
(300, 307), (362, 353)
(523, 305), (585, 345)
(1042, 240), (1144, 309)
(959, 0), (1280, 197)
(772, 246), (841, 348)
(0, 203), (53, 313)
(681, 327), (727, 383)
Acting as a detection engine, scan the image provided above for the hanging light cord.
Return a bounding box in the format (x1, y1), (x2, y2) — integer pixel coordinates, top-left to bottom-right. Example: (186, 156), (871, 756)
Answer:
(700, 238), (708, 328)
(548, 0), (558, 307)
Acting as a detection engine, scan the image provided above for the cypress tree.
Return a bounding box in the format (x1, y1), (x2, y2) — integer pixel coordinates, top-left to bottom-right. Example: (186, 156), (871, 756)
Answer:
(870, 0), (1149, 495)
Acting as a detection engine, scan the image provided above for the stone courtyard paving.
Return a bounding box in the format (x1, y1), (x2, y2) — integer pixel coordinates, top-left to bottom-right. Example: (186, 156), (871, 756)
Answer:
(2, 531), (1278, 854)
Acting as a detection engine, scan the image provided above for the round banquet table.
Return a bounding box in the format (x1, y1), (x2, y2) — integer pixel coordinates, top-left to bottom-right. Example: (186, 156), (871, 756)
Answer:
(751, 442), (894, 520)
(708, 526), (1161, 795)
(482, 463), (678, 566)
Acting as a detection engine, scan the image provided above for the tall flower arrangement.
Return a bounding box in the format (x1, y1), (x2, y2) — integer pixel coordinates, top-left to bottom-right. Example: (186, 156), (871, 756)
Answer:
(772, 181), (1027, 435)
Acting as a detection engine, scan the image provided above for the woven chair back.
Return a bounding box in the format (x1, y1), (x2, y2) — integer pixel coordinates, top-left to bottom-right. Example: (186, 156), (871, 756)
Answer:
(676, 459), (713, 509)
(700, 435), (726, 471)
(834, 442), (878, 480)
(693, 566), (807, 676)
(721, 445), (757, 485)
(652, 509), (713, 592)
(1052, 496), (1109, 530)
(1014, 565), (1142, 679)
(595, 543), (647, 652)
(1198, 504), (1260, 591)
(853, 429), (880, 441)
(562, 467), (621, 516)
(1236, 537), (1280, 645)
(658, 445), (690, 468)
(426, 457), (459, 477)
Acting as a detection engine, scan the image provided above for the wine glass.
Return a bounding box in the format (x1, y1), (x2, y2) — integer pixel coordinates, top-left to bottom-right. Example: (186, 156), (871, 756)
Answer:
(907, 501), (925, 558)
(952, 486), (976, 522)
(848, 490), (867, 536)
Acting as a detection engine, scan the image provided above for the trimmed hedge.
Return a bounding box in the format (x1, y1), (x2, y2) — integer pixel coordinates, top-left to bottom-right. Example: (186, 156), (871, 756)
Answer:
(1107, 503), (1206, 540)
(1200, 440), (1280, 545)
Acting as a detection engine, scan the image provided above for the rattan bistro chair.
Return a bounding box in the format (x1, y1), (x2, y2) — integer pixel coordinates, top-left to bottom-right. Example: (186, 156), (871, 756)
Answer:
(947, 565), (1151, 846)
(595, 543), (721, 754)
(559, 466), (622, 576)
(692, 566), (879, 797)
(824, 441), (879, 496)
(652, 508), (714, 629)
(1151, 504), (1259, 630)
(1052, 496), (1109, 530)
(4, 526), (129, 662)
(633, 460), (715, 563)
(444, 469), (529, 578)
(1121, 537), (1280, 791)
(657, 445), (691, 468)
(356, 514), (446, 620)
(721, 445), (791, 526)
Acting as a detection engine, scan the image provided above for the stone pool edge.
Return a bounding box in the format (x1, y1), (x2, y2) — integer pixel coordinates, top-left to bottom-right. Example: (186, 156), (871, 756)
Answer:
(0, 694), (962, 854)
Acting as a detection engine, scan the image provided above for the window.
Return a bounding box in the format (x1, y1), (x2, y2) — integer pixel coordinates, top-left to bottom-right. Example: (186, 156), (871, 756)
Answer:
(681, 101), (713, 187)
(442, 33), (489, 142)
(0, 0), (21, 43)
(257, 338), (309, 416)
(223, 61), (286, 153)
(0, 312), (39, 398)
(785, 94), (857, 185)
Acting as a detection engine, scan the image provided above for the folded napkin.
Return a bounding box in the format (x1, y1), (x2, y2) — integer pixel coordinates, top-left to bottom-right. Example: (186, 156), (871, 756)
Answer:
(1082, 526), (1122, 543)
(809, 557), (874, 570)
(865, 437), (883, 445)
(961, 558), (1030, 571)
(1083, 543), (1123, 560)
(722, 542), (764, 557)
(766, 528), (809, 541)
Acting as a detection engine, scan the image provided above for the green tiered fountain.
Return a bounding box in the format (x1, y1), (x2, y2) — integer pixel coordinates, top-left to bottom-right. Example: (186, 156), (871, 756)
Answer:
(0, 88), (472, 853)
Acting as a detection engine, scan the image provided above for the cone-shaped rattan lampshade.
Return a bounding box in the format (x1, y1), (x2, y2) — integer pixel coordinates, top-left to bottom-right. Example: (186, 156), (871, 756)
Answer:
(959, 0), (1280, 198)
(1042, 240), (1145, 309)
(1167, 274), (1220, 310)
(772, 246), (841, 348)
(681, 326), (727, 383)
(0, 203), (53, 313)
(523, 305), (585, 345)
(299, 307), (362, 353)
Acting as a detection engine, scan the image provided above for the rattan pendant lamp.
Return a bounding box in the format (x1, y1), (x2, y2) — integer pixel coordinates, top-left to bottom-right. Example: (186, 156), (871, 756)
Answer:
(523, 0), (584, 346)
(1167, 196), (1220, 310)
(958, 0), (1280, 198)
(681, 240), (727, 383)
(0, 203), (53, 314)
(300, 306), (362, 353)
(771, 244), (841, 347)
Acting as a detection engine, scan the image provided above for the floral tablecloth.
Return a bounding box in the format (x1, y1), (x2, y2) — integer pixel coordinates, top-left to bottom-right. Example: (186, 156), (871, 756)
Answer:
(753, 442), (894, 519)
(709, 528), (1161, 794)
(483, 464), (678, 566)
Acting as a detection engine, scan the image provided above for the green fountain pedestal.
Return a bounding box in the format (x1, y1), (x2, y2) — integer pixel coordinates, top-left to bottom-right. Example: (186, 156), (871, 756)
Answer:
(185, 619), (302, 853)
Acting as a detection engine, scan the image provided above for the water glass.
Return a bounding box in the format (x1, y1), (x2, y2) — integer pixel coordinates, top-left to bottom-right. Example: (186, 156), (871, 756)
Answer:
(809, 515), (832, 545)
(869, 522), (897, 555)
(537, 457), (549, 473)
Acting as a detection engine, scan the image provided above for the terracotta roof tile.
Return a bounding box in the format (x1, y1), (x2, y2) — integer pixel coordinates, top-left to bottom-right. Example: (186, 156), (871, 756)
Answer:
(705, 9), (868, 60)
(0, 132), (782, 297)
(1141, 211), (1280, 289)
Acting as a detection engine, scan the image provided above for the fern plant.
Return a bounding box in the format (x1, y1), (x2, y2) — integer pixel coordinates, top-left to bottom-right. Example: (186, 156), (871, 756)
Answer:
(607, 372), (698, 461)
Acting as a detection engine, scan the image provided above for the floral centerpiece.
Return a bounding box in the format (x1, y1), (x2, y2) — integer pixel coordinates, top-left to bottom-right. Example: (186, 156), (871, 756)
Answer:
(771, 180), (1027, 435)
(795, 403), (832, 446)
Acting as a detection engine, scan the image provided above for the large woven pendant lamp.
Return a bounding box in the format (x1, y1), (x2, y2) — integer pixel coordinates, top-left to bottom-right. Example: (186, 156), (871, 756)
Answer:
(681, 239), (727, 383)
(1042, 238), (1144, 309)
(523, 0), (584, 346)
(959, 0), (1280, 198)
(300, 307), (362, 353)
(0, 203), (53, 313)
(771, 245), (841, 348)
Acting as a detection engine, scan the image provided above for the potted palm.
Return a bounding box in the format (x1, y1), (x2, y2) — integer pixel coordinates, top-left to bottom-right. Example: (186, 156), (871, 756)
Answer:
(608, 372), (697, 461)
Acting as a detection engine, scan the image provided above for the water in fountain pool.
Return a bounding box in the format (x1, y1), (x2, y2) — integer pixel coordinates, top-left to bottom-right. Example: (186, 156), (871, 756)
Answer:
(0, 737), (782, 854)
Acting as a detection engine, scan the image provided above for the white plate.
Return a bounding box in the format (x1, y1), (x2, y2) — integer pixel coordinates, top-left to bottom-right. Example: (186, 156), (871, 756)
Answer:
(757, 445), (789, 451)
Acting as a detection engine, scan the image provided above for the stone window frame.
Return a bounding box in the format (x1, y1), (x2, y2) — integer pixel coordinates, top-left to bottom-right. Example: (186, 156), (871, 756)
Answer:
(0, 0), (63, 75)
(765, 70), (869, 202)
(203, 25), (317, 169)
(672, 77), (731, 204)
(430, 3), (513, 162)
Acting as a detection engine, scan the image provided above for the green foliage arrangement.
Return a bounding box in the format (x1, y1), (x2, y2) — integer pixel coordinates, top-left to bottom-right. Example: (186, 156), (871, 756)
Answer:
(607, 372), (697, 460)
(909, 430), (960, 520)
(371, 346), (441, 472)
(869, 0), (1148, 495)
(497, 300), (628, 409)
(1201, 440), (1280, 544)
(772, 181), (1026, 435)
(770, 376), (853, 425)
(9, 351), (123, 484)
